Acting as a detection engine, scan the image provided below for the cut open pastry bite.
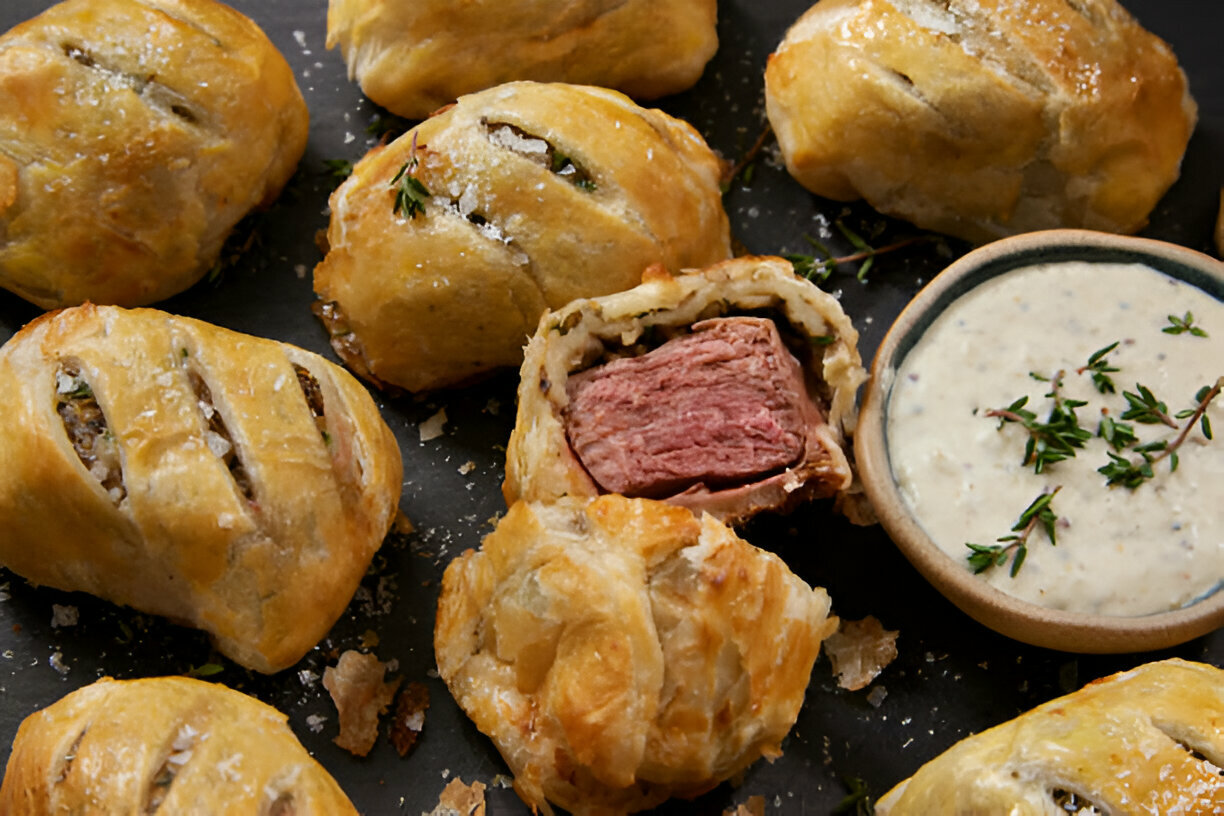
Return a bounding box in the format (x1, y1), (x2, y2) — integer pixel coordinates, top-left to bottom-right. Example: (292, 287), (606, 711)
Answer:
(504, 256), (866, 526)
(313, 81), (731, 393)
(0, 304), (402, 674)
(0, 676), (359, 814)
(435, 495), (838, 815)
(0, 0), (309, 308)
(326, 0), (718, 120)
(877, 658), (1224, 814)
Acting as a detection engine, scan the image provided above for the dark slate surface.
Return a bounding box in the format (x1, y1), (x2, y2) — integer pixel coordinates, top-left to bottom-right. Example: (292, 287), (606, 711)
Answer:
(0, 1), (1221, 813)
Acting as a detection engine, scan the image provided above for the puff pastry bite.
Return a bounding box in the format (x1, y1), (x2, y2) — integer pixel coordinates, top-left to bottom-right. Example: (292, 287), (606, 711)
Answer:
(0, 0), (309, 308)
(764, 0), (1197, 243)
(0, 304), (402, 674)
(326, 0), (718, 119)
(503, 256), (865, 525)
(435, 495), (838, 815)
(0, 676), (359, 814)
(313, 81), (731, 393)
(877, 659), (1224, 814)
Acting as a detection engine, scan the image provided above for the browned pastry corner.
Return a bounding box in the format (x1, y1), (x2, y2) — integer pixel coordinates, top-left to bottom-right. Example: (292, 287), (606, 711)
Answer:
(0, 0), (309, 308)
(0, 676), (360, 814)
(326, 0), (718, 119)
(313, 81), (731, 393)
(503, 256), (865, 526)
(764, 0), (1196, 243)
(876, 659), (1224, 814)
(435, 495), (838, 815)
(0, 304), (403, 673)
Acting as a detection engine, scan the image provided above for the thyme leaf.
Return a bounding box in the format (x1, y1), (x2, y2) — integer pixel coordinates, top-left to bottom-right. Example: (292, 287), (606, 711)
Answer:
(1119, 384), (1177, 427)
(786, 221), (931, 284)
(985, 380), (1092, 474)
(1078, 341), (1120, 394)
(185, 661), (224, 678)
(1099, 377), (1223, 489)
(965, 487), (1062, 578)
(1163, 311), (1208, 337)
(390, 136), (431, 219)
(832, 776), (875, 815)
(322, 158), (354, 184)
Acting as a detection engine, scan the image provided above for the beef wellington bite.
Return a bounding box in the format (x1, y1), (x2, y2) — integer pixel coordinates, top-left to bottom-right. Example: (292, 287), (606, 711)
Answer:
(435, 494), (838, 815)
(326, 0), (718, 120)
(503, 256), (866, 525)
(0, 305), (402, 674)
(313, 81), (731, 393)
(0, 0), (309, 308)
(0, 676), (359, 813)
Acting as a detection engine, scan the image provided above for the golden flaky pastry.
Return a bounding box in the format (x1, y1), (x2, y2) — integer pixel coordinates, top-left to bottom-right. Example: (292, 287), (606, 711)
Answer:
(0, 305), (402, 673)
(0, 676), (359, 815)
(325, 0), (718, 119)
(435, 495), (838, 815)
(764, 0), (1196, 243)
(877, 659), (1224, 814)
(504, 256), (865, 526)
(313, 81), (730, 393)
(0, 0), (308, 308)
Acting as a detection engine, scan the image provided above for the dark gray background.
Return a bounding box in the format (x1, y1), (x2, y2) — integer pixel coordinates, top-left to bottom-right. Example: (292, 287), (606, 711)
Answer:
(0, 1), (1221, 812)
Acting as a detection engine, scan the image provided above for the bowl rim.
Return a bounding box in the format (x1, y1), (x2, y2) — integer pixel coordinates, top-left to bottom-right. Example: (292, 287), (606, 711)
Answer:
(855, 228), (1224, 653)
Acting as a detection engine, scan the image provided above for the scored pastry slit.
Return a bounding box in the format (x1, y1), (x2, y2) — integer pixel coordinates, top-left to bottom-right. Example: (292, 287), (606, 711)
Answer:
(55, 360), (127, 505)
(482, 120), (597, 191)
(186, 369), (255, 504)
(58, 41), (203, 127)
(266, 792), (296, 816)
(143, 723), (201, 813)
(53, 727), (88, 785)
(1049, 788), (1104, 814)
(292, 360), (367, 494)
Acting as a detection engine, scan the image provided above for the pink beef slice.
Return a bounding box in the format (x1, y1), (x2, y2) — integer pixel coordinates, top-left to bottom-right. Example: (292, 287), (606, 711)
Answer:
(564, 316), (838, 499)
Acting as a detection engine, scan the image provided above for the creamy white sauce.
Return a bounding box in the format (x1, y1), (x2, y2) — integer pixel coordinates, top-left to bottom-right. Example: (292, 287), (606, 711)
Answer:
(887, 261), (1224, 616)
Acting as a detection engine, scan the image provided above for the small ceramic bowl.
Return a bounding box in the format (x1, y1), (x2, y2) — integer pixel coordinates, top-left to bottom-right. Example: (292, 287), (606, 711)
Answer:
(856, 229), (1224, 653)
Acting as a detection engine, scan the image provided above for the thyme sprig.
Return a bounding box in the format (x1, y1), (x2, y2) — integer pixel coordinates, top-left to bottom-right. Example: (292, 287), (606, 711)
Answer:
(1164, 311), (1208, 337)
(1098, 378), (1222, 488)
(832, 776), (875, 815)
(966, 487), (1062, 577)
(786, 220), (931, 284)
(1078, 341), (1120, 394)
(719, 124), (772, 193)
(390, 134), (431, 219)
(985, 374), (1092, 473)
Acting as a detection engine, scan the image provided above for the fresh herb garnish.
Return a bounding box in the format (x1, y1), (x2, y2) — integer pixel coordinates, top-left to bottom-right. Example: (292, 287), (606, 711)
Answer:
(720, 124), (772, 193)
(985, 375), (1092, 474)
(1078, 341), (1120, 394)
(390, 136), (431, 219)
(323, 158), (354, 184)
(1096, 415), (1138, 451)
(832, 776), (875, 815)
(1098, 378), (1222, 488)
(786, 220), (932, 284)
(1163, 311), (1208, 337)
(185, 661), (224, 678)
(1119, 383), (1178, 427)
(965, 487), (1062, 577)
(550, 150), (597, 192)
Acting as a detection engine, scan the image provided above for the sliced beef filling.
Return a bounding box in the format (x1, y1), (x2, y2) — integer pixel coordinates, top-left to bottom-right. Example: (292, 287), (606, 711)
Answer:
(56, 362), (126, 505)
(564, 317), (838, 500)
